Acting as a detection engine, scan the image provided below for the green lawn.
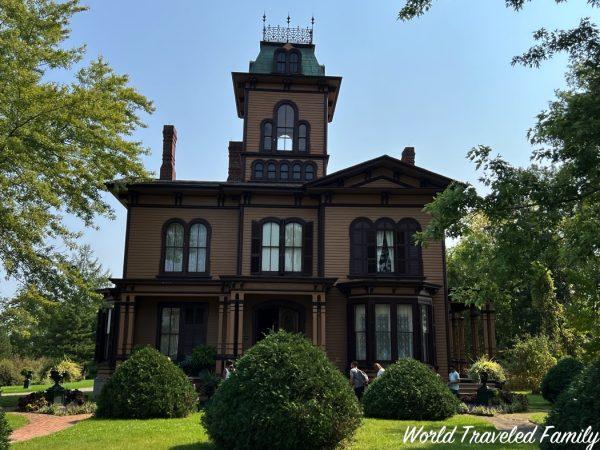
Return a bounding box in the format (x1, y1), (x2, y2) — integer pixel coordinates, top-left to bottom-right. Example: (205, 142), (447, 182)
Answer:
(526, 393), (552, 413)
(12, 413), (539, 450)
(6, 413), (28, 431)
(0, 379), (93, 395)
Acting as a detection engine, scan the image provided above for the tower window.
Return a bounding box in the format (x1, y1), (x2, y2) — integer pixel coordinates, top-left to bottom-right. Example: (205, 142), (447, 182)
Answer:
(280, 162), (289, 180)
(262, 121), (272, 151)
(276, 104), (295, 151)
(289, 51), (300, 73)
(275, 50), (287, 73)
(254, 161), (264, 179)
(298, 123), (308, 151)
(292, 163), (302, 180)
(267, 162), (277, 179)
(304, 163), (315, 181)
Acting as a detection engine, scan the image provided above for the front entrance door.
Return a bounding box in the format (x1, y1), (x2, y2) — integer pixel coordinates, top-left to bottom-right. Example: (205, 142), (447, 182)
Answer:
(254, 303), (302, 343)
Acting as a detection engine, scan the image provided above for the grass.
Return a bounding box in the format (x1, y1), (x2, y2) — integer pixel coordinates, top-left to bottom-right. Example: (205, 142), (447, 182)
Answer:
(12, 413), (539, 450)
(0, 379), (93, 395)
(6, 412), (28, 431)
(526, 393), (552, 413)
(529, 412), (548, 425)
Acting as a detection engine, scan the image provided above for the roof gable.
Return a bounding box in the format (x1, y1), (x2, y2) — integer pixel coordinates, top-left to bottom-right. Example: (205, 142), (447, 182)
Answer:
(305, 155), (453, 190)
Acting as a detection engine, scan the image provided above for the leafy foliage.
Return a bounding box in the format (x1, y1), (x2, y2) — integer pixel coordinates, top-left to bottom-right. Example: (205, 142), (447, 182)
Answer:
(541, 357), (584, 403)
(400, 0), (600, 357)
(55, 358), (83, 382)
(505, 335), (558, 392)
(96, 346), (197, 419)
(17, 391), (48, 412)
(0, 0), (152, 294)
(0, 408), (9, 450)
(0, 245), (109, 362)
(468, 355), (507, 383)
(362, 359), (460, 420)
(202, 331), (361, 450)
(180, 345), (217, 376)
(542, 359), (600, 449)
(0, 360), (20, 387)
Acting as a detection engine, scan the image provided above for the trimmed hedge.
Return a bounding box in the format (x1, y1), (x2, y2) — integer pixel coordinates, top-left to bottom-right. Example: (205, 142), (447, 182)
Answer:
(0, 409), (9, 450)
(540, 357), (584, 403)
(542, 359), (600, 450)
(362, 359), (460, 420)
(202, 331), (361, 450)
(96, 346), (197, 419)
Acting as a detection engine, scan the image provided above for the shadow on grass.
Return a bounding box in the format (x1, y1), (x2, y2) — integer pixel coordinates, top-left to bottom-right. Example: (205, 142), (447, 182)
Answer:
(170, 444), (216, 450)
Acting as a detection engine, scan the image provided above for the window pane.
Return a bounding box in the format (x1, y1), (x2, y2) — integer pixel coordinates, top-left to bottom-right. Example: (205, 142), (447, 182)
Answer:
(305, 165), (314, 180)
(280, 163), (289, 179)
(262, 222), (279, 246)
(267, 163), (276, 179)
(376, 229), (395, 273)
(190, 224), (207, 247)
(298, 124), (306, 137)
(277, 104), (294, 127)
(397, 304), (414, 359)
(375, 304), (391, 360)
(354, 305), (367, 361)
(254, 162), (264, 178)
(284, 223), (302, 272)
(277, 128), (294, 151)
(261, 248), (279, 271)
(292, 164), (301, 180)
(160, 307), (180, 360)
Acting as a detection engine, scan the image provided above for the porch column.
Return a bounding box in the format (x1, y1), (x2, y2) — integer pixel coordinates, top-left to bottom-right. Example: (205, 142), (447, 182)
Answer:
(216, 294), (227, 374)
(319, 293), (326, 351)
(311, 293), (327, 351)
(116, 294), (136, 360)
(123, 295), (136, 356)
(225, 294), (236, 356)
(457, 313), (466, 374)
(485, 302), (497, 357)
(312, 296), (319, 346)
(235, 292), (245, 356)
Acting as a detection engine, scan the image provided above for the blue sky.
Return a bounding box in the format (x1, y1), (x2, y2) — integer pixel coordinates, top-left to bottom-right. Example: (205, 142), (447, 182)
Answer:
(1, 0), (596, 296)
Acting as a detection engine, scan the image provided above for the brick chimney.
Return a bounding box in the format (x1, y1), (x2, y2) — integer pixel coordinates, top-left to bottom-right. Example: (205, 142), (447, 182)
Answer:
(401, 146), (415, 165)
(227, 141), (243, 182)
(160, 125), (177, 180)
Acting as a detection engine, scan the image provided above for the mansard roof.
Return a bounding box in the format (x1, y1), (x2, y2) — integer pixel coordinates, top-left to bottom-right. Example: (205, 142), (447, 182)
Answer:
(249, 42), (325, 76)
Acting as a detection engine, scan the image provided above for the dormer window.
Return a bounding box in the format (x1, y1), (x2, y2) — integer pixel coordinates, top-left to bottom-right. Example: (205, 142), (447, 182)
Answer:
(274, 48), (302, 74)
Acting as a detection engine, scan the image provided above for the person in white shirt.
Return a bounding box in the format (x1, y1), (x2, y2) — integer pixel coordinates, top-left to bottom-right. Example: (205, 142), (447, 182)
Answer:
(349, 361), (368, 399)
(374, 362), (385, 378)
(448, 365), (460, 397)
(224, 359), (235, 379)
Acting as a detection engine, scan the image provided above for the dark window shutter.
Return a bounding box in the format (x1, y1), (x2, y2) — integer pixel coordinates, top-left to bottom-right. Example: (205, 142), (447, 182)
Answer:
(251, 221), (261, 274)
(366, 226), (376, 274)
(94, 310), (106, 363)
(350, 221), (369, 275)
(303, 222), (313, 275)
(407, 230), (421, 276)
(397, 229), (407, 274)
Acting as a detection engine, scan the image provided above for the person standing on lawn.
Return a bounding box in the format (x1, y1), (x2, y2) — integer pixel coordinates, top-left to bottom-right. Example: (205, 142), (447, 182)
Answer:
(448, 365), (460, 397)
(349, 361), (369, 399)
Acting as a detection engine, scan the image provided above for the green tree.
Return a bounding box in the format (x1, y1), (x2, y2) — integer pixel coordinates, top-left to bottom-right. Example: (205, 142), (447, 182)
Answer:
(0, 0), (152, 292)
(0, 245), (110, 362)
(400, 0), (600, 357)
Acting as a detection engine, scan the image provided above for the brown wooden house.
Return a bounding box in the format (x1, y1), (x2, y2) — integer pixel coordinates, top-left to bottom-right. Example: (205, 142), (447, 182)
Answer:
(94, 26), (492, 391)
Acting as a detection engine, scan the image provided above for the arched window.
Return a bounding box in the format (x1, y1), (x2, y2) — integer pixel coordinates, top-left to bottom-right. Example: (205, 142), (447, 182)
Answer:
(289, 51), (300, 73)
(397, 219), (422, 276)
(275, 50), (287, 73)
(375, 219), (395, 273)
(276, 104), (295, 151)
(280, 162), (289, 180)
(262, 121), (272, 151)
(298, 123), (308, 152)
(304, 163), (315, 181)
(188, 222), (208, 273)
(164, 222), (184, 272)
(292, 163), (302, 180)
(349, 219), (371, 275)
(261, 221), (280, 271)
(253, 161), (264, 179)
(267, 162), (277, 180)
(284, 222), (303, 272)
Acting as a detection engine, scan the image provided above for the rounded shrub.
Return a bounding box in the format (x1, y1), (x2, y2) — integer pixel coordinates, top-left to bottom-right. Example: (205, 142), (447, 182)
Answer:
(96, 346), (197, 419)
(505, 335), (557, 393)
(541, 359), (600, 450)
(540, 357), (584, 403)
(0, 408), (9, 450)
(55, 358), (83, 382)
(468, 355), (507, 384)
(202, 331), (361, 450)
(0, 360), (20, 387)
(362, 359), (461, 421)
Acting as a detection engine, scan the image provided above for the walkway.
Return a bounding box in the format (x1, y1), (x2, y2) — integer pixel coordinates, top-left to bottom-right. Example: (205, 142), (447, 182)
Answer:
(10, 413), (92, 442)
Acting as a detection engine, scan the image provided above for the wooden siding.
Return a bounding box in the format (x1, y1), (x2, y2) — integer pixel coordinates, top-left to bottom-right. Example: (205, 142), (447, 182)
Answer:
(245, 90), (326, 155)
(126, 207), (238, 278)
